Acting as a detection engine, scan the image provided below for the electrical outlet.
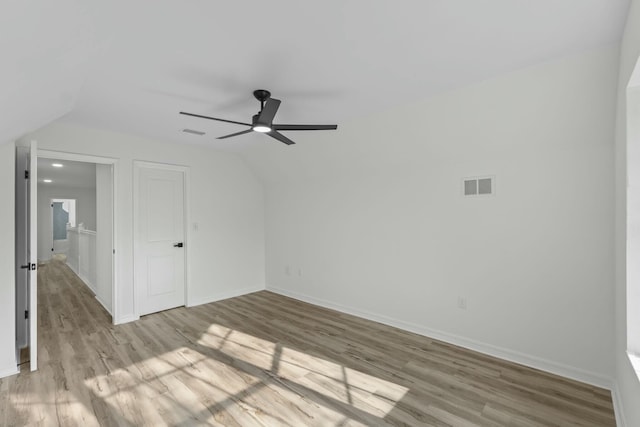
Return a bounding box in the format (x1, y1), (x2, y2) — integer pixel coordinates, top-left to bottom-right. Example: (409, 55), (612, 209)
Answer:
(285, 265), (291, 276)
(457, 297), (467, 310)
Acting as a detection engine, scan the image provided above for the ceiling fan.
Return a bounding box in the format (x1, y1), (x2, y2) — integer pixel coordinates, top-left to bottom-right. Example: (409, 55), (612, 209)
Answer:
(179, 89), (337, 145)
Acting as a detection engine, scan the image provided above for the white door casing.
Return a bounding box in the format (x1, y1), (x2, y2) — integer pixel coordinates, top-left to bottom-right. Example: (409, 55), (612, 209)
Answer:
(134, 163), (187, 316)
(28, 141), (37, 371)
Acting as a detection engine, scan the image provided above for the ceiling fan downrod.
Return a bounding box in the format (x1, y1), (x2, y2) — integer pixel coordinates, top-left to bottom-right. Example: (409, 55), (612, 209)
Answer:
(253, 89), (271, 111)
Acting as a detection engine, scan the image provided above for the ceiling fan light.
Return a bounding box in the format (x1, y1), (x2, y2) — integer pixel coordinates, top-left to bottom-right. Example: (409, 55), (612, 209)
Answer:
(253, 125), (271, 133)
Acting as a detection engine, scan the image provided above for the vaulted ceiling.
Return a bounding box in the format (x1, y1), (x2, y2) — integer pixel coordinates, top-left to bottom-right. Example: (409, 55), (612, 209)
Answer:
(2, 0), (630, 150)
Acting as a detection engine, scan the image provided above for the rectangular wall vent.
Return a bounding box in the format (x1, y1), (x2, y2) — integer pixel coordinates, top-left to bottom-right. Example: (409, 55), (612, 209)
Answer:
(182, 128), (206, 136)
(463, 176), (495, 196)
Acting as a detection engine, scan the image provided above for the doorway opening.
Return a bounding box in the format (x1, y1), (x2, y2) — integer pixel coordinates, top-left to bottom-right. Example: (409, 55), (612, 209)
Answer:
(14, 148), (119, 373)
(37, 155), (115, 321)
(51, 198), (76, 258)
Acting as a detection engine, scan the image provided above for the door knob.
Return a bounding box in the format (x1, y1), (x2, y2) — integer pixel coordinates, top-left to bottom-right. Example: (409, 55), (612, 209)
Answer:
(173, 242), (184, 248)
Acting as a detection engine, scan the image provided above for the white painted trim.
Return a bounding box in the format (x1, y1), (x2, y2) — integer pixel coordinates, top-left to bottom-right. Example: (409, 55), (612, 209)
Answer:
(266, 285), (613, 390)
(28, 140), (37, 372)
(113, 314), (139, 325)
(37, 150), (117, 165)
(110, 163), (118, 325)
(628, 352), (640, 380)
(66, 244), (99, 295)
(133, 160), (190, 318)
(611, 382), (627, 427)
(48, 199), (53, 261)
(37, 149), (119, 325)
(95, 295), (112, 316)
(78, 274), (96, 293)
(187, 286), (265, 308)
(66, 259), (78, 275)
(0, 365), (19, 379)
(132, 163), (140, 318)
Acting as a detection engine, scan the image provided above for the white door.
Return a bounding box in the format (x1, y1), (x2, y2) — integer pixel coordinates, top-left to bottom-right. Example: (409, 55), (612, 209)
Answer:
(15, 141), (38, 371)
(135, 164), (186, 316)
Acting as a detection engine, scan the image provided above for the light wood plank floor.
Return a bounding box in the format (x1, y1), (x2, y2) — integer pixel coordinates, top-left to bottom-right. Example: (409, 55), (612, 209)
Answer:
(0, 258), (616, 426)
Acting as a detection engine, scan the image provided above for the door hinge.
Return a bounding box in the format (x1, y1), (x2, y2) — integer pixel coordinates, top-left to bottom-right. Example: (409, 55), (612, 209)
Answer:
(25, 310), (29, 320)
(24, 170), (29, 180)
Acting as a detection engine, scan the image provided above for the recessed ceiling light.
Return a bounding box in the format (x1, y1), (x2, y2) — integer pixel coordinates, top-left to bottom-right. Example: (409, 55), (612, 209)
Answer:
(52, 163), (63, 168)
(43, 179), (52, 183)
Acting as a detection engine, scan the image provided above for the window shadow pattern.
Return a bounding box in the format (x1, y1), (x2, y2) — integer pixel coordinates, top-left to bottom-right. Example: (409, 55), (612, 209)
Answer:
(0, 258), (617, 426)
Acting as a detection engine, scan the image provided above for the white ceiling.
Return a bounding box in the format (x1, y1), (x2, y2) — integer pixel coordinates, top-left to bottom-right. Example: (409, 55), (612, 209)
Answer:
(2, 1), (630, 151)
(37, 158), (96, 189)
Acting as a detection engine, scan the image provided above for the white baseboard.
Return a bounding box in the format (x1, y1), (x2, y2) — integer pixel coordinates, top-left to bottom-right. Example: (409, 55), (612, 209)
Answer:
(66, 262), (79, 276)
(78, 274), (96, 294)
(266, 286), (613, 390)
(112, 286), (264, 325)
(0, 365), (19, 379)
(95, 295), (112, 315)
(64, 259), (98, 299)
(187, 285), (265, 308)
(611, 382), (627, 427)
(114, 314), (139, 325)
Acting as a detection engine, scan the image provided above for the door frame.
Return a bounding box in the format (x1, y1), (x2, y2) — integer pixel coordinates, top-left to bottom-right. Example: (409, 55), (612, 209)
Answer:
(37, 150), (119, 323)
(132, 160), (190, 318)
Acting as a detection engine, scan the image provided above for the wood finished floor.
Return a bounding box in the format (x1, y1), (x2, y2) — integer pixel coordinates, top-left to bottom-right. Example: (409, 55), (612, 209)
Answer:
(0, 259), (616, 426)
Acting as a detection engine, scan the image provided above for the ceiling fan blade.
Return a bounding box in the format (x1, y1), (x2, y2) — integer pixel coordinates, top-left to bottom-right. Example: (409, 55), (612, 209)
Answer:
(217, 129), (254, 140)
(272, 124), (338, 131)
(268, 130), (295, 145)
(179, 111), (251, 127)
(257, 98), (281, 124)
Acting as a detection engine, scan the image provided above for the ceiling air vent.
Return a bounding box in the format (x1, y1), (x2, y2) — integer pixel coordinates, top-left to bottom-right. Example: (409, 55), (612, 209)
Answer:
(182, 128), (206, 136)
(463, 176), (495, 196)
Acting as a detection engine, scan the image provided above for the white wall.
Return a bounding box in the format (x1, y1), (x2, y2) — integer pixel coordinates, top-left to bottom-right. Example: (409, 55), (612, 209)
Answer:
(20, 123), (265, 324)
(614, 0), (640, 425)
(246, 46), (618, 386)
(37, 183), (97, 261)
(0, 143), (16, 377)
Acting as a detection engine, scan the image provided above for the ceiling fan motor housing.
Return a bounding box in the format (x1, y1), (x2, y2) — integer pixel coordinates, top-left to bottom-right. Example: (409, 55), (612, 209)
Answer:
(252, 114), (272, 132)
